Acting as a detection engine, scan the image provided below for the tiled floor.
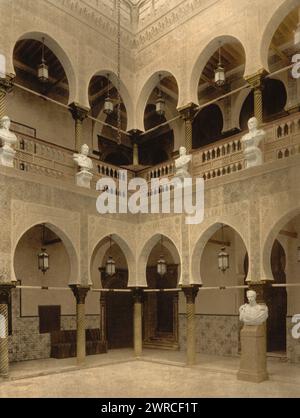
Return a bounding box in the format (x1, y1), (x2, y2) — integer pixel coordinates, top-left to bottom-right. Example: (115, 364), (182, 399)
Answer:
(0, 349), (299, 398)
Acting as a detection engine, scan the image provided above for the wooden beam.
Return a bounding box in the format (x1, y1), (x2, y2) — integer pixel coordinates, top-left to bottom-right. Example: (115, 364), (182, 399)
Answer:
(279, 230), (298, 239)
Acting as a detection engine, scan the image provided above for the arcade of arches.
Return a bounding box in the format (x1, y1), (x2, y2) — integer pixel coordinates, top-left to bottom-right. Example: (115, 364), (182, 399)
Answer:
(1, 0), (300, 386)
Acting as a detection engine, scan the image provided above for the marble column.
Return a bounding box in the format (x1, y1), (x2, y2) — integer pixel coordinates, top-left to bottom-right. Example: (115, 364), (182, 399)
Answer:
(132, 288), (143, 357)
(182, 285), (199, 366)
(245, 70), (267, 125)
(70, 285), (90, 366)
(178, 103), (198, 153)
(0, 76), (14, 119)
(69, 103), (89, 152)
(0, 285), (14, 377)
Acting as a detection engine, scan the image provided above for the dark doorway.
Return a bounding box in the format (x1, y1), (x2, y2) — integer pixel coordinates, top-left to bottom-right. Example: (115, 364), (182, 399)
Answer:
(266, 240), (287, 353)
(192, 104), (223, 149)
(102, 270), (133, 349)
(143, 265), (178, 349)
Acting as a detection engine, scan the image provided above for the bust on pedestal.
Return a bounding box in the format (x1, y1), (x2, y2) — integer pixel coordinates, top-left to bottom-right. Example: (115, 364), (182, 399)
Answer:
(174, 146), (192, 180)
(73, 144), (93, 189)
(237, 289), (269, 383)
(0, 116), (17, 168)
(242, 117), (265, 169)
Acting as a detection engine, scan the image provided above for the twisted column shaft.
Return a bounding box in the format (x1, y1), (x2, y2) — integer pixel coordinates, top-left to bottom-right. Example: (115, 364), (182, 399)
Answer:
(70, 286), (89, 366)
(178, 103), (198, 153)
(0, 304), (8, 377)
(183, 286), (199, 366)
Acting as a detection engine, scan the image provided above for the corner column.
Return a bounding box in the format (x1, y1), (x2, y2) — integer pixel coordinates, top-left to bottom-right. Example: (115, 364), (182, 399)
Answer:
(0, 284), (14, 378)
(70, 285), (90, 366)
(99, 292), (108, 349)
(69, 103), (89, 152)
(128, 129), (143, 166)
(0, 76), (14, 119)
(245, 70), (267, 125)
(178, 103), (198, 153)
(132, 288), (143, 357)
(182, 285), (199, 366)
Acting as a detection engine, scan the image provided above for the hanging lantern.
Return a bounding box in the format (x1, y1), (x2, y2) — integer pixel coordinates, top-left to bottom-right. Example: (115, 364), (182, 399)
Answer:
(218, 247), (229, 273)
(38, 248), (49, 274)
(156, 92), (166, 117)
(295, 24), (300, 45)
(218, 224), (229, 273)
(104, 74), (114, 115)
(37, 37), (49, 83)
(105, 235), (116, 276)
(105, 255), (116, 276)
(157, 255), (167, 277)
(214, 43), (226, 87)
(157, 235), (167, 276)
(156, 74), (165, 116)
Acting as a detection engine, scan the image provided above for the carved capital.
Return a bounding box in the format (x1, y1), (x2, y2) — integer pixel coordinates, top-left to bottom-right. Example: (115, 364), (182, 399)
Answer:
(131, 288), (144, 303)
(69, 102), (90, 122)
(182, 285), (199, 304)
(0, 284), (15, 304)
(70, 285), (90, 304)
(0, 75), (14, 95)
(245, 69), (268, 90)
(128, 129), (143, 144)
(178, 102), (198, 122)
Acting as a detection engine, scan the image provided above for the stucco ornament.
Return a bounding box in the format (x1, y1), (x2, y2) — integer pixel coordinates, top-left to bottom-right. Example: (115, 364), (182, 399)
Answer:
(0, 116), (18, 168)
(174, 146), (192, 180)
(239, 290), (268, 326)
(242, 117), (265, 168)
(73, 144), (93, 189)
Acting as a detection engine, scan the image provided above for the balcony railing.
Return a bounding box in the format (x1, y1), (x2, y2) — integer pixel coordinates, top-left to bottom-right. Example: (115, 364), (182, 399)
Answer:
(1, 112), (300, 191)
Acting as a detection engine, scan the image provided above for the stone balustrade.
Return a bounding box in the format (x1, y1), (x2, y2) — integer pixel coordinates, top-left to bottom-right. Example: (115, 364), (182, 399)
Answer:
(3, 112), (300, 190)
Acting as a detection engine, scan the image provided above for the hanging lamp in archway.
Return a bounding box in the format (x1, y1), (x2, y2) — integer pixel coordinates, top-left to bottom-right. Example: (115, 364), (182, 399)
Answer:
(157, 235), (167, 277)
(105, 235), (116, 276)
(218, 224), (229, 273)
(37, 37), (49, 83)
(214, 42), (226, 87)
(37, 224), (49, 274)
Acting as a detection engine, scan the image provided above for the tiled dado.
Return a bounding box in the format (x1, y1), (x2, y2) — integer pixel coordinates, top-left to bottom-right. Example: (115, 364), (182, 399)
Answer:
(8, 288), (100, 362)
(179, 314), (241, 357)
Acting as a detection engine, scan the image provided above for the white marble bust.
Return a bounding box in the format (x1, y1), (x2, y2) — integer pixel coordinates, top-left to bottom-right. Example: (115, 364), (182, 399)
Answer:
(174, 146), (192, 180)
(241, 117), (265, 168)
(239, 290), (268, 326)
(73, 144), (93, 173)
(0, 116), (18, 167)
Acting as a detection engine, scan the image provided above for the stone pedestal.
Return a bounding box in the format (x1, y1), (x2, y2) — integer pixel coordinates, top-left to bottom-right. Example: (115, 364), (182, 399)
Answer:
(244, 147), (263, 168)
(76, 170), (93, 189)
(237, 323), (268, 383)
(0, 146), (16, 168)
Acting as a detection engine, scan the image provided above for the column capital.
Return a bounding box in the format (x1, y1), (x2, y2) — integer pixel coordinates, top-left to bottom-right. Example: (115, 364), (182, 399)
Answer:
(0, 75), (14, 94)
(177, 102), (198, 121)
(131, 288), (144, 303)
(182, 285), (199, 303)
(245, 69), (268, 89)
(69, 102), (90, 122)
(69, 285), (90, 304)
(0, 284), (15, 304)
(127, 129), (143, 143)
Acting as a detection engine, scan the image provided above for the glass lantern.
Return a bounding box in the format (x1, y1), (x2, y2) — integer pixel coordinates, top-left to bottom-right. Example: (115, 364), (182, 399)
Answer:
(295, 23), (300, 45)
(38, 248), (49, 274)
(38, 61), (49, 83)
(214, 64), (226, 87)
(104, 96), (114, 115)
(105, 255), (116, 276)
(156, 93), (165, 117)
(157, 255), (167, 276)
(218, 247), (229, 273)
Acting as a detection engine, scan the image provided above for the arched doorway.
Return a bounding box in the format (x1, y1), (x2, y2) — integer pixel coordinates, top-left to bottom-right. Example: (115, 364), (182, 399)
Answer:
(143, 236), (180, 350)
(266, 240), (287, 353)
(91, 235), (133, 350)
